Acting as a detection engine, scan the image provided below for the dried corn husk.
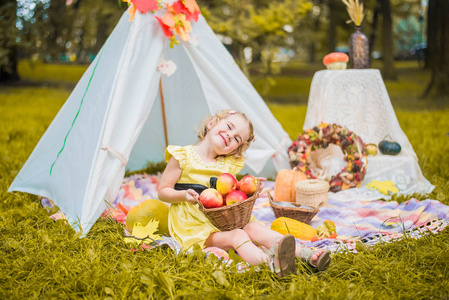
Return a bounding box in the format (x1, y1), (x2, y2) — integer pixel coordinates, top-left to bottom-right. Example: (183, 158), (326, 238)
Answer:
(341, 0), (364, 26)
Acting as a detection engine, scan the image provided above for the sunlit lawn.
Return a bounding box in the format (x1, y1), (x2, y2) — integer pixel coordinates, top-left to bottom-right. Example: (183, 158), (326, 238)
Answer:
(0, 61), (448, 298)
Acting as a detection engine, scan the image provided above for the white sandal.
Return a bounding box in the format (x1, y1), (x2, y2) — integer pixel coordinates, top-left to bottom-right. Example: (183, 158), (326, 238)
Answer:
(267, 234), (296, 277)
(299, 247), (331, 271)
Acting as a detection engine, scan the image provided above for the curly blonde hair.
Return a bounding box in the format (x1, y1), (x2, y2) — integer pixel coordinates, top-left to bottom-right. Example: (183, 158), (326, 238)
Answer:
(197, 109), (255, 158)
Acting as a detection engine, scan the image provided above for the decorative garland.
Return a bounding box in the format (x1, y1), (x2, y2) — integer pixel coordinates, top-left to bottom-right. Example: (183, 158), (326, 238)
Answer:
(288, 123), (367, 192)
(122, 0), (201, 47)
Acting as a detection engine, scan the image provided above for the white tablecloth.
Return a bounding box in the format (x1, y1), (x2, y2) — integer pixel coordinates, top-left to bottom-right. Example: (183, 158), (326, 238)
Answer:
(304, 69), (434, 201)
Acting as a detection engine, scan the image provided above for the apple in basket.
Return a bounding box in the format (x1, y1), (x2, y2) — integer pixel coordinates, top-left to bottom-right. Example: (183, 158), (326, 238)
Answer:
(199, 188), (223, 208)
(239, 175), (258, 196)
(225, 190), (248, 206)
(216, 173), (238, 195)
(222, 194), (227, 206)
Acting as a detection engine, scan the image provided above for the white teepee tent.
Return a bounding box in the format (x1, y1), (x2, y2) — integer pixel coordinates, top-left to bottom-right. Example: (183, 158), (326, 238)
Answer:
(9, 9), (292, 233)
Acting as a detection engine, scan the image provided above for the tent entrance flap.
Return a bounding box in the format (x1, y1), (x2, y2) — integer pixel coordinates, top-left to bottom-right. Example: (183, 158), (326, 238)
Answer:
(127, 43), (211, 172)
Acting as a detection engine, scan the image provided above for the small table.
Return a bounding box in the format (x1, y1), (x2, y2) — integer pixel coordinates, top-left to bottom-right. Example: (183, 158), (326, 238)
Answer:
(302, 69), (434, 201)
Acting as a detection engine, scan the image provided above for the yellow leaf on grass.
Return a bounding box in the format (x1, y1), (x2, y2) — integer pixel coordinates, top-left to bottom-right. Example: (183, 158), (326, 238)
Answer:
(124, 220), (162, 245)
(133, 220), (162, 240)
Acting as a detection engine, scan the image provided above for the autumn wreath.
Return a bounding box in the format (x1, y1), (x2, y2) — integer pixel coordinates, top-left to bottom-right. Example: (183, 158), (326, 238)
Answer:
(288, 123), (367, 192)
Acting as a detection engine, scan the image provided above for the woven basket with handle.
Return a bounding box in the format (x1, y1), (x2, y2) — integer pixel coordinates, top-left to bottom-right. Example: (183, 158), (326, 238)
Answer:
(268, 190), (322, 224)
(295, 179), (329, 208)
(196, 180), (261, 231)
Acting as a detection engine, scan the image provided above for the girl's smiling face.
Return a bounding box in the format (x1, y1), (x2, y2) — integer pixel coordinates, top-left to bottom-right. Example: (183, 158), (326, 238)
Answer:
(207, 114), (251, 156)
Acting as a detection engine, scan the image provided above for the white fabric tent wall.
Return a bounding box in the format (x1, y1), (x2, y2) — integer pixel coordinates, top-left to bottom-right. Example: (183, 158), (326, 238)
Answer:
(9, 10), (291, 234)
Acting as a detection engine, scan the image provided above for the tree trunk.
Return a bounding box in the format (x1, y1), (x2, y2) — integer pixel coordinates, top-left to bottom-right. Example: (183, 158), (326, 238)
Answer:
(327, 0), (337, 53)
(0, 45), (19, 82)
(47, 0), (70, 60)
(93, 22), (109, 56)
(424, 0), (437, 69)
(0, 0), (19, 82)
(308, 16), (320, 63)
(238, 44), (250, 78)
(369, 0), (381, 59)
(422, 0), (449, 101)
(380, 0), (397, 80)
(308, 43), (316, 63)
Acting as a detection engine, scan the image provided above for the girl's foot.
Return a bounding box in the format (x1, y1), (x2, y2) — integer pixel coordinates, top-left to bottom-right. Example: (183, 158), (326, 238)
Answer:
(268, 234), (296, 277)
(298, 247), (331, 271)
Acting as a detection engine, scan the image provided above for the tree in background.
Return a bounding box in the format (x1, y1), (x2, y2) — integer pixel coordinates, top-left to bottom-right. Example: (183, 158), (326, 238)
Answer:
(424, 0), (435, 69)
(423, 0), (449, 101)
(19, 0), (73, 62)
(8, 0), (124, 68)
(0, 0), (19, 81)
(203, 0), (312, 80)
(289, 0), (352, 64)
(65, 0), (125, 62)
(380, 0), (397, 79)
(326, 0), (351, 53)
(365, 0), (420, 79)
(394, 3), (423, 58)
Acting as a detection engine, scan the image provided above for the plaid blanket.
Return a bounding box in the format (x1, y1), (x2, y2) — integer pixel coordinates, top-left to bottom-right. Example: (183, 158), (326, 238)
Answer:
(102, 174), (449, 253)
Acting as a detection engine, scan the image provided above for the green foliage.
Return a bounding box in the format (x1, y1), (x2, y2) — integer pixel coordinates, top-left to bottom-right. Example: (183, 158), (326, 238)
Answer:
(0, 0), (19, 80)
(13, 0), (126, 64)
(203, 0), (312, 78)
(1, 62), (448, 298)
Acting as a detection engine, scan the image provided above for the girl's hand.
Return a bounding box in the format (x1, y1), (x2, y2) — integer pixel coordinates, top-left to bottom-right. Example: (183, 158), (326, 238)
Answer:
(257, 177), (267, 194)
(185, 189), (199, 204)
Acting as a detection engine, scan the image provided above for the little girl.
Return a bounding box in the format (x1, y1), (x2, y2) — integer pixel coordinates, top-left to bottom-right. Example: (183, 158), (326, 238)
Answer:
(158, 109), (330, 277)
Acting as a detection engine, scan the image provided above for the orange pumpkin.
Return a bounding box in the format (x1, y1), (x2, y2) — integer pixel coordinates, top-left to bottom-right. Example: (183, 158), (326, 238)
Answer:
(274, 169), (308, 202)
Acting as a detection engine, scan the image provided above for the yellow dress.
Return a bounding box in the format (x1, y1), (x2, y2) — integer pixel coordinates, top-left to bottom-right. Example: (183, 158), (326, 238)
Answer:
(165, 145), (246, 250)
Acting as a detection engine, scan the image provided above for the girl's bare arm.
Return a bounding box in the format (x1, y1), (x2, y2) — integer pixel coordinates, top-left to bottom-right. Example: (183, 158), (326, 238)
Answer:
(158, 157), (198, 204)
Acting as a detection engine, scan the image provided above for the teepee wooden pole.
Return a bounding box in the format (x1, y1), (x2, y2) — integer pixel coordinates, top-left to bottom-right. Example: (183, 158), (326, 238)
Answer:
(159, 78), (169, 148)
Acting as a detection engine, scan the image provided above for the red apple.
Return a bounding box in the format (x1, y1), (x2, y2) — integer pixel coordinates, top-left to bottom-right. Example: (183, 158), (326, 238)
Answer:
(199, 188), (223, 208)
(216, 173), (238, 195)
(226, 190), (248, 206)
(239, 175), (258, 196)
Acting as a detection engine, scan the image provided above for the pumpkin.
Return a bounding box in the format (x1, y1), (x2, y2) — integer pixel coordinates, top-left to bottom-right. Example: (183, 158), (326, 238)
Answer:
(125, 199), (170, 236)
(274, 169), (308, 202)
(378, 136), (401, 155)
(365, 143), (378, 156)
(323, 52), (349, 70)
(271, 217), (317, 240)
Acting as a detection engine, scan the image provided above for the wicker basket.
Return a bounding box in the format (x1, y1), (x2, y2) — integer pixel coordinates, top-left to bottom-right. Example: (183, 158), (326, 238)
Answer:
(295, 179), (329, 208)
(268, 191), (322, 224)
(196, 181), (261, 231)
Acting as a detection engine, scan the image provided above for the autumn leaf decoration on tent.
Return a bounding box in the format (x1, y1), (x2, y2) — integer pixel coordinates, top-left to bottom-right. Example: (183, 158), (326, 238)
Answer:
(122, 0), (201, 48)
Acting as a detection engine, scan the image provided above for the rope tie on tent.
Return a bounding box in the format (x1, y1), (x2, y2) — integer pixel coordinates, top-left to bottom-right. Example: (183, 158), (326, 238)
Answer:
(101, 145), (128, 166)
(49, 49), (104, 175)
(272, 134), (290, 158)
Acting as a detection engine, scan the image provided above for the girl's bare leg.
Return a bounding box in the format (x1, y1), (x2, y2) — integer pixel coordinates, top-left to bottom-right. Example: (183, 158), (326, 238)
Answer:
(204, 229), (272, 266)
(242, 222), (325, 263)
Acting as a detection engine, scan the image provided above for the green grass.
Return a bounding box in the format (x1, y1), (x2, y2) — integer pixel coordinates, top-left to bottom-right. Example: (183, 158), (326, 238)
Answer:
(1, 62), (449, 298)
(18, 60), (88, 84)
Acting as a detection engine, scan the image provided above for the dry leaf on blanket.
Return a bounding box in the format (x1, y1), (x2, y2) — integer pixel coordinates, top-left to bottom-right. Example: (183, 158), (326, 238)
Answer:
(366, 180), (399, 195)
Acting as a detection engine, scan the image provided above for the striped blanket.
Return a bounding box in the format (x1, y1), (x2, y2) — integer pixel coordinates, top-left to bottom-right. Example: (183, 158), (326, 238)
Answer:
(103, 174), (449, 253)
